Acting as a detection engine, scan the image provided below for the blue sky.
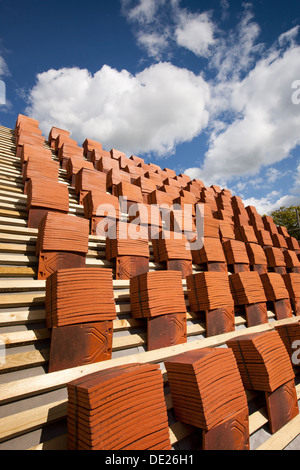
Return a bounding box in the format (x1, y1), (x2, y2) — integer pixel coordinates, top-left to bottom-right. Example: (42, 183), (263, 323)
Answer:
(0, 0), (299, 215)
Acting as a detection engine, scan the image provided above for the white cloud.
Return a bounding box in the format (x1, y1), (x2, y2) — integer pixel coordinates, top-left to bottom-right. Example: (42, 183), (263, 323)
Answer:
(266, 168), (281, 183)
(195, 36), (300, 186)
(0, 56), (8, 78)
(174, 11), (215, 57)
(26, 62), (210, 156)
(121, 0), (216, 60)
(136, 31), (170, 59)
(243, 193), (300, 216)
(278, 25), (299, 47)
(121, 0), (165, 24)
(209, 6), (262, 82)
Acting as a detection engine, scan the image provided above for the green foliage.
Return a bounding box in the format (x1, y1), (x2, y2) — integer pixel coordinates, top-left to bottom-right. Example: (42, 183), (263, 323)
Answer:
(269, 205), (300, 240)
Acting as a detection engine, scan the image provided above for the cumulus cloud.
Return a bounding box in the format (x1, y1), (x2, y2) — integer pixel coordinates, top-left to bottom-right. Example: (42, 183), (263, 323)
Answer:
(0, 56), (8, 78)
(121, 0), (216, 60)
(174, 10), (215, 57)
(243, 193), (300, 216)
(26, 62), (210, 156)
(185, 23), (300, 188)
(121, 0), (165, 25)
(209, 6), (262, 83)
(136, 31), (170, 59)
(0, 46), (10, 108)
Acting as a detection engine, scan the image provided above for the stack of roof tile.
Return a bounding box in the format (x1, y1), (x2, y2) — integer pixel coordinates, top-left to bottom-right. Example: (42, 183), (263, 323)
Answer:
(146, 163), (162, 173)
(184, 179), (204, 198)
(130, 271), (187, 350)
(130, 271), (186, 318)
(48, 126), (70, 150)
(178, 189), (197, 204)
(106, 221), (149, 279)
(66, 156), (94, 186)
(82, 138), (103, 159)
(283, 249), (300, 273)
(36, 212), (89, 254)
(200, 187), (218, 213)
(115, 181), (144, 207)
(282, 273), (300, 314)
(245, 242), (268, 274)
(226, 330), (298, 434)
(186, 271), (235, 336)
(260, 273), (293, 319)
(148, 189), (173, 207)
(226, 330), (295, 392)
(271, 233), (288, 249)
(15, 129), (45, 158)
(164, 348), (249, 449)
(128, 202), (162, 239)
(246, 206), (265, 232)
(130, 154), (145, 166)
(264, 246), (286, 273)
(22, 156), (60, 194)
(229, 271), (266, 305)
(67, 363), (171, 450)
(218, 220), (235, 242)
(163, 177), (182, 191)
(255, 229), (273, 247)
(286, 236), (300, 252)
(235, 226), (258, 244)
(20, 143), (53, 165)
(170, 205), (196, 237)
(46, 268), (116, 328)
(263, 216), (279, 235)
(202, 212), (220, 239)
(216, 193), (234, 218)
(151, 230), (192, 278)
(162, 167), (177, 179)
(22, 154), (59, 181)
(232, 195), (249, 217)
(222, 239), (250, 273)
(15, 114), (40, 134)
(133, 176), (158, 203)
(36, 212), (89, 279)
(97, 155), (119, 173)
(229, 271), (268, 326)
(106, 168), (131, 194)
(278, 226), (289, 237)
(192, 237), (227, 272)
(26, 178), (69, 228)
(54, 133), (79, 155)
(57, 142), (83, 169)
(106, 221), (149, 258)
(82, 191), (119, 220)
(124, 164), (145, 180)
(172, 195), (196, 216)
(159, 184), (181, 200)
(274, 319), (300, 361)
(75, 168), (106, 204)
(118, 155), (135, 171)
(232, 207), (251, 228)
(175, 174), (191, 186)
(143, 171), (164, 189)
(110, 148), (125, 160)
(45, 267), (116, 372)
